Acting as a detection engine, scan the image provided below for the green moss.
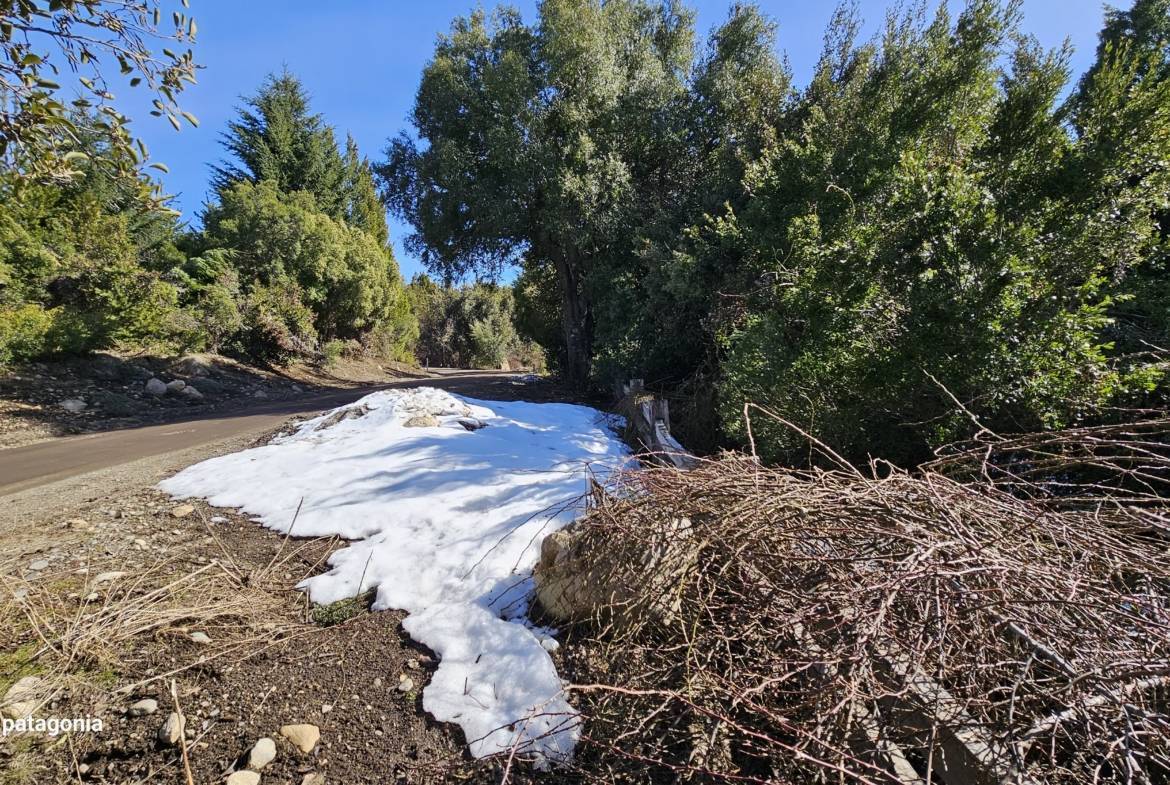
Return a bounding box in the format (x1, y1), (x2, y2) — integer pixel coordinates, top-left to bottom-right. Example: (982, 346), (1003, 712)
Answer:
(310, 591), (373, 627)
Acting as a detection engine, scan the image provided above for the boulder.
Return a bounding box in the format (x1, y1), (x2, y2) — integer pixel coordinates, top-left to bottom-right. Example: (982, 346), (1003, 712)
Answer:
(534, 517), (697, 628)
(165, 379), (186, 393)
(145, 378), (168, 396)
(92, 390), (137, 416)
(59, 398), (87, 413)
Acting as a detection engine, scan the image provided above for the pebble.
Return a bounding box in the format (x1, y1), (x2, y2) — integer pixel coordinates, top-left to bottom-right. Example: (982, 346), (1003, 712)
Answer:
(280, 723), (320, 753)
(226, 772), (261, 785)
(189, 631), (212, 645)
(128, 698), (159, 716)
(171, 504), (196, 518)
(397, 675), (414, 693)
(373, 677), (383, 688)
(28, 559), (50, 571)
(300, 774), (325, 785)
(248, 737), (277, 770)
(157, 712), (185, 746)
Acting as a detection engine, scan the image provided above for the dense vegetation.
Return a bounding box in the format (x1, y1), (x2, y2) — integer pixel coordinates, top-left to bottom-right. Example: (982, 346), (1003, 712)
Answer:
(387, 0), (1170, 464)
(0, 65), (420, 368)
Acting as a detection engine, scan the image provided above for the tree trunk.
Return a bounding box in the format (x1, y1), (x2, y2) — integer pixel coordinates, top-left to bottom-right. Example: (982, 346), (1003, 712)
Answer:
(554, 249), (593, 390)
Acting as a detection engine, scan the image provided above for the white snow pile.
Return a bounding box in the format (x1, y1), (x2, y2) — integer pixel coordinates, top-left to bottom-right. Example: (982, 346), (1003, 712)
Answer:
(159, 387), (630, 765)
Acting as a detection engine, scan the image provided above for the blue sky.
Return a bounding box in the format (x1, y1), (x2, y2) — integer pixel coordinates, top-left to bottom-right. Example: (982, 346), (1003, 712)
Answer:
(116, 0), (1110, 281)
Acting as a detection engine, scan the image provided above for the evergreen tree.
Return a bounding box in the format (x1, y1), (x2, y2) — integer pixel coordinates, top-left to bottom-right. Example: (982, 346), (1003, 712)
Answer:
(341, 135), (390, 247)
(213, 70), (346, 219)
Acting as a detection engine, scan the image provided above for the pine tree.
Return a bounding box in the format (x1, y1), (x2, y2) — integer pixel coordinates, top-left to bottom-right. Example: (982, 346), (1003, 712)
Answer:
(341, 135), (390, 247)
(213, 70), (346, 219)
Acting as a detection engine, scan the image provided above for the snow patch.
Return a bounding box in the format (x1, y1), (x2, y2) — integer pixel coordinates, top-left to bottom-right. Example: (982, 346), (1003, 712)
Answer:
(159, 387), (629, 765)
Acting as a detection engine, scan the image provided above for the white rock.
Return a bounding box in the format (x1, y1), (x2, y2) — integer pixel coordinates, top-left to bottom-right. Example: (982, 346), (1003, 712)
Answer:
(157, 711), (185, 745)
(248, 736), (277, 770)
(145, 378), (168, 396)
(372, 677), (382, 688)
(397, 675), (414, 693)
(210, 516), (227, 523)
(28, 559), (49, 571)
(300, 774), (325, 785)
(226, 772), (261, 785)
(60, 398), (87, 413)
(280, 723), (320, 753)
(128, 698), (159, 716)
(171, 504), (196, 518)
(2, 676), (42, 719)
(189, 631), (211, 645)
(166, 379), (186, 393)
(93, 571), (126, 584)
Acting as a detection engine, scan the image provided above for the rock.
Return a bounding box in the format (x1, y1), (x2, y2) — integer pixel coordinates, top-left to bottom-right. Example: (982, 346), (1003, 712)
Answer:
(93, 571), (126, 584)
(397, 675), (414, 693)
(248, 737), (277, 770)
(165, 379), (186, 393)
(2, 676), (43, 719)
(300, 774), (325, 785)
(252, 389), (268, 399)
(28, 559), (50, 571)
(456, 417), (487, 431)
(180, 386), (204, 400)
(402, 415), (440, 428)
(189, 631), (211, 645)
(60, 398), (87, 413)
(128, 698), (159, 716)
(172, 356), (212, 378)
(171, 504), (196, 518)
(534, 518), (697, 628)
(226, 772), (261, 785)
(66, 518), (90, 530)
(373, 677), (383, 688)
(145, 378), (168, 396)
(157, 711), (185, 746)
(280, 723), (320, 753)
(92, 390), (137, 416)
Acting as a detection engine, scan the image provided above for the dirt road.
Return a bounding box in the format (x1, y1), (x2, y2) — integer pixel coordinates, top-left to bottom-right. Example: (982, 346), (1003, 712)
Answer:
(0, 369), (511, 497)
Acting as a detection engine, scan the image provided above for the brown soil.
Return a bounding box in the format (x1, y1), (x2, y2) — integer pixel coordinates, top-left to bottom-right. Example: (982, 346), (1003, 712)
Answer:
(0, 376), (582, 785)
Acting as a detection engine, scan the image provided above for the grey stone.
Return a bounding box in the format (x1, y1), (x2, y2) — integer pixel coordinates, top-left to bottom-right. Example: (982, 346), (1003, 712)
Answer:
(157, 712), (185, 746)
(165, 379), (186, 393)
(145, 378), (168, 396)
(128, 698), (159, 717)
(60, 398), (87, 413)
(248, 736), (277, 770)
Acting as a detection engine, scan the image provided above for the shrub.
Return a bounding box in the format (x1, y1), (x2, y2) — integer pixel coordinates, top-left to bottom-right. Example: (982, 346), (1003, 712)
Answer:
(0, 304), (54, 365)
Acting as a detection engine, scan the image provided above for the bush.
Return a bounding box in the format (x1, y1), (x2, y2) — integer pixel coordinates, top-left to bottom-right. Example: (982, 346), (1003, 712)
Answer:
(0, 304), (54, 365)
(238, 280), (319, 362)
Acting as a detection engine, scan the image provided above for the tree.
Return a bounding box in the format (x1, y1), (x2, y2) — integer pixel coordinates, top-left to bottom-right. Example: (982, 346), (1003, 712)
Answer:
(214, 70), (346, 219)
(341, 134), (389, 246)
(0, 0), (199, 183)
(203, 180), (408, 342)
(380, 1), (695, 388)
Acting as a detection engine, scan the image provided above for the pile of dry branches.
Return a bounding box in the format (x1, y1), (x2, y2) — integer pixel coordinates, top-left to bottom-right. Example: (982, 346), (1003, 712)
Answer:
(554, 420), (1170, 784)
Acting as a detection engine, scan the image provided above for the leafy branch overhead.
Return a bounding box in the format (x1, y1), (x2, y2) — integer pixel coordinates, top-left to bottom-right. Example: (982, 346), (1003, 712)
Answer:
(0, 0), (200, 183)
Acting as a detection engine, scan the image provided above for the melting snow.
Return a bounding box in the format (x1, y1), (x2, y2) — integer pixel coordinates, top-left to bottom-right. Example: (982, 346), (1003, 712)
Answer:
(159, 387), (629, 765)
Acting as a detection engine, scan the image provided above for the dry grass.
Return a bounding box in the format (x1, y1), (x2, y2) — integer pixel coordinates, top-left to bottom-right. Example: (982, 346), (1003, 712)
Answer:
(547, 418), (1170, 784)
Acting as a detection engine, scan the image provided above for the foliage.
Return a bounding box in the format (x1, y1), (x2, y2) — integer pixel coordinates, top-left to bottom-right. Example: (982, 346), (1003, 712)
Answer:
(406, 274), (531, 369)
(0, 0), (198, 184)
(396, 0), (1170, 465)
